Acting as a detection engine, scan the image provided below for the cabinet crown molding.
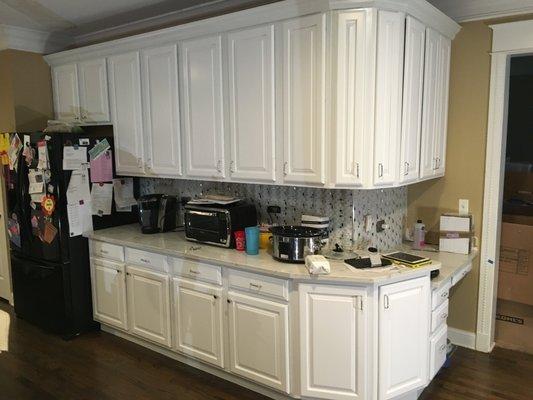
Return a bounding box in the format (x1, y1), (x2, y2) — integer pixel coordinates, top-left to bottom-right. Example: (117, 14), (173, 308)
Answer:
(44, 0), (459, 66)
(0, 24), (72, 54)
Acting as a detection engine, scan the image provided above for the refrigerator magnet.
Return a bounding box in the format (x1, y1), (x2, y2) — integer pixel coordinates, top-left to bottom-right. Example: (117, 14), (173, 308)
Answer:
(41, 195), (56, 216)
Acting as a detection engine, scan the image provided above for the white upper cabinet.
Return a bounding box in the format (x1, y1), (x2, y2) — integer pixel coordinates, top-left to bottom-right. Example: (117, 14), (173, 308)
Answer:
(282, 13), (326, 185)
(333, 11), (367, 187)
(227, 25), (276, 182)
(299, 284), (367, 400)
(400, 17), (425, 184)
(180, 35), (225, 179)
(52, 64), (80, 122)
(141, 44), (182, 177)
(108, 52), (145, 176)
(78, 58), (110, 123)
(373, 11), (405, 186)
(379, 277), (430, 400)
(420, 28), (447, 179)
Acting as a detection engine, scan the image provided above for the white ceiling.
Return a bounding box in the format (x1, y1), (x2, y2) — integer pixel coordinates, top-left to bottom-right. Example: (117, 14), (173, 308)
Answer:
(2, 0), (533, 51)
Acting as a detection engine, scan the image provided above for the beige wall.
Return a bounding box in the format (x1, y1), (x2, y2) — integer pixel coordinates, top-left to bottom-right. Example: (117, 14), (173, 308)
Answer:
(407, 21), (493, 332)
(0, 49), (53, 132)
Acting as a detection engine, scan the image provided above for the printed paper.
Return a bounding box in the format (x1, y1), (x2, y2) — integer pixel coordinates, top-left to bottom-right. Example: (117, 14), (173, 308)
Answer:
(63, 146), (88, 170)
(90, 151), (113, 183)
(67, 168), (91, 205)
(91, 183), (113, 216)
(37, 140), (49, 170)
(67, 201), (93, 237)
(89, 139), (110, 160)
(113, 178), (136, 208)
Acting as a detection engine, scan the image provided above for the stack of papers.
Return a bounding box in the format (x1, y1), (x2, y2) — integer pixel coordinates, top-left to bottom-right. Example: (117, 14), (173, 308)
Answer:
(188, 195), (241, 206)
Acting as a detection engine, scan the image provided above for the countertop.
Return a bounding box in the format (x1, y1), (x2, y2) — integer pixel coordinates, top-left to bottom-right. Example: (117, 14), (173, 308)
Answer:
(85, 224), (476, 287)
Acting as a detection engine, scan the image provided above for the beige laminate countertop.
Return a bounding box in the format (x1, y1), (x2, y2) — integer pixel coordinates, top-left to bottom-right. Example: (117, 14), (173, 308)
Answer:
(85, 224), (475, 287)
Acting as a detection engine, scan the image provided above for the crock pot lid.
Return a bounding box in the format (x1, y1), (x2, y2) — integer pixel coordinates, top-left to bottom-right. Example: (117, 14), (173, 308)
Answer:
(269, 225), (322, 237)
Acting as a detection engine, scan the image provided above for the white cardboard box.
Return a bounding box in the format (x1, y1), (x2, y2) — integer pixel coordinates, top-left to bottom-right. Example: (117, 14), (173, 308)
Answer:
(440, 214), (473, 232)
(439, 237), (471, 255)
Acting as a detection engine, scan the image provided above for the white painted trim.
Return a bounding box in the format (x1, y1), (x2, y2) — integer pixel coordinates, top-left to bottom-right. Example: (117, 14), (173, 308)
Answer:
(431, 0), (533, 23)
(44, 0), (459, 66)
(0, 24), (72, 54)
(491, 20), (533, 53)
(448, 327), (476, 350)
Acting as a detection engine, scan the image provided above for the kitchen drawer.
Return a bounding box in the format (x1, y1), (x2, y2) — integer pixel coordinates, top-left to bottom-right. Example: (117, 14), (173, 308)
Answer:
(170, 257), (222, 286)
(429, 324), (448, 379)
(91, 241), (124, 262)
(451, 262), (472, 286)
(228, 270), (288, 301)
(432, 280), (451, 311)
(125, 248), (168, 273)
(431, 299), (448, 334)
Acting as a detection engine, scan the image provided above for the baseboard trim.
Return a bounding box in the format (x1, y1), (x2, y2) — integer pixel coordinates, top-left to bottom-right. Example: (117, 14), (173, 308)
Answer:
(448, 327), (476, 350)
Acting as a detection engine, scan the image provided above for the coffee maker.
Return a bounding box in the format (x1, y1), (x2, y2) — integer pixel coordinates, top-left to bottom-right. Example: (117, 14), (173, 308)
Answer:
(138, 194), (180, 234)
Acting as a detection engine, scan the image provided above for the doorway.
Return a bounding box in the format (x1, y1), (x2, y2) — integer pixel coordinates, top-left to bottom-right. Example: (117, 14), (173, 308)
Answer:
(494, 55), (533, 353)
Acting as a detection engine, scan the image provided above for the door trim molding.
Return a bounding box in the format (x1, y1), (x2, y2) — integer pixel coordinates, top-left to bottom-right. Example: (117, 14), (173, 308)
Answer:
(476, 20), (533, 353)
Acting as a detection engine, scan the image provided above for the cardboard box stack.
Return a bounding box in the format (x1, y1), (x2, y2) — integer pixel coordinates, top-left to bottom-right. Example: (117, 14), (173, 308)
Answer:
(439, 214), (473, 255)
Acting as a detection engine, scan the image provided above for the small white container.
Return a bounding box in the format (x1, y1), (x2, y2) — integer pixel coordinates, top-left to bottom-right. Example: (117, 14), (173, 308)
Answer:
(413, 220), (426, 250)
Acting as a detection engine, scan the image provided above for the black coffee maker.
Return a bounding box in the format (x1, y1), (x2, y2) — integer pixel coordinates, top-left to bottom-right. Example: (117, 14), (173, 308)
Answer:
(138, 194), (179, 234)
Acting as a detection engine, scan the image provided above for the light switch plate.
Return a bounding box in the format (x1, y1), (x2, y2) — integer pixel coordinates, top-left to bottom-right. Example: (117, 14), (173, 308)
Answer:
(459, 199), (469, 215)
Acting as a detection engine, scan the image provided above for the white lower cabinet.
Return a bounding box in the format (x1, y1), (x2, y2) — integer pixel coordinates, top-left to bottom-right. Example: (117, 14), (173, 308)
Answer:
(173, 277), (224, 368)
(299, 284), (367, 400)
(90, 258), (128, 331)
(429, 324), (448, 380)
(126, 265), (171, 347)
(227, 290), (290, 393)
(379, 277), (430, 400)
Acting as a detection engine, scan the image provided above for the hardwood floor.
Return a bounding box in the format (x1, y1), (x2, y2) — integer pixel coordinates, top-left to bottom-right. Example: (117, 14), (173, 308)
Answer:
(1, 300), (532, 400)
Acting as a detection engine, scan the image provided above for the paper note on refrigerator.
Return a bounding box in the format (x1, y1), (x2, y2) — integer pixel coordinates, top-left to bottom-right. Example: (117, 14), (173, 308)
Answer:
(67, 168), (91, 204)
(113, 178), (136, 208)
(91, 183), (113, 216)
(90, 150), (113, 183)
(63, 146), (88, 170)
(67, 201), (93, 237)
(88, 138), (111, 160)
(37, 140), (49, 170)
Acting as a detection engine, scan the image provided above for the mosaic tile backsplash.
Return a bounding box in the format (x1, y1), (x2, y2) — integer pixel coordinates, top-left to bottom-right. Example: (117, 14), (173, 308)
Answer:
(140, 179), (407, 251)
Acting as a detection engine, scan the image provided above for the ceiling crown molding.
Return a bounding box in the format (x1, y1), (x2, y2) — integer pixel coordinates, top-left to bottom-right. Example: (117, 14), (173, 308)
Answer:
(0, 24), (73, 54)
(431, 0), (533, 23)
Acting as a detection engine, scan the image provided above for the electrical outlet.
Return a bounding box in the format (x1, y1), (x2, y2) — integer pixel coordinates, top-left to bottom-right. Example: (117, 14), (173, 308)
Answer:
(459, 199), (469, 215)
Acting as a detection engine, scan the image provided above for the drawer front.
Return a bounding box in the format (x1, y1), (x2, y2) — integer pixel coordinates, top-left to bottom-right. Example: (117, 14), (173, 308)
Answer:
(451, 262), (472, 286)
(430, 324), (448, 379)
(170, 257), (222, 286)
(228, 270), (288, 301)
(432, 280), (451, 311)
(125, 248), (168, 273)
(431, 299), (449, 334)
(91, 241), (124, 262)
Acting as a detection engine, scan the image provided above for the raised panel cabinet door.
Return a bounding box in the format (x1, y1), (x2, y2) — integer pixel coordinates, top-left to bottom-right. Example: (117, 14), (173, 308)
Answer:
(228, 291), (289, 393)
(108, 52), (145, 175)
(173, 278), (224, 368)
(333, 11), (367, 187)
(52, 63), (80, 121)
(434, 35), (451, 177)
(78, 58), (110, 123)
(90, 258), (127, 330)
(420, 28), (440, 179)
(373, 11), (405, 186)
(282, 13), (326, 185)
(379, 277), (430, 400)
(399, 17), (425, 184)
(299, 284), (367, 400)
(180, 35), (225, 179)
(126, 265), (171, 347)
(228, 25), (276, 182)
(141, 44), (182, 177)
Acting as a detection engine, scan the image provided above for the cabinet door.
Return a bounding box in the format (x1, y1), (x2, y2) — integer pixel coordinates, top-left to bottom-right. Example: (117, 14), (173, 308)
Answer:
(399, 17), (425, 184)
(126, 265), (171, 347)
(108, 52), (145, 175)
(379, 277), (430, 400)
(52, 64), (80, 122)
(78, 58), (110, 123)
(333, 11), (366, 187)
(141, 45), (182, 177)
(420, 28), (440, 179)
(300, 284), (367, 400)
(373, 11), (405, 186)
(434, 35), (451, 177)
(90, 258), (127, 330)
(173, 278), (224, 368)
(228, 291), (289, 393)
(228, 25), (276, 182)
(180, 35), (225, 179)
(282, 14), (326, 185)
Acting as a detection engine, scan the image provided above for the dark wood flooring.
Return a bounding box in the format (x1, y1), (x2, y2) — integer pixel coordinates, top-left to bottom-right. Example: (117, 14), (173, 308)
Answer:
(1, 300), (532, 400)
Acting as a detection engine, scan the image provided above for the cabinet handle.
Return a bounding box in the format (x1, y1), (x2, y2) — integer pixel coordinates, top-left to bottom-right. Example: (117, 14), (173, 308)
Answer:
(229, 160), (235, 173)
(137, 158), (143, 169)
(249, 283), (262, 290)
(378, 163), (384, 178)
(126, 272), (130, 276)
(384, 295), (390, 309)
(227, 299), (231, 304)
(116, 269), (122, 274)
(140, 258), (150, 264)
(216, 160), (223, 173)
(100, 249), (108, 255)
(213, 295), (218, 299)
(353, 162), (360, 178)
(439, 344), (447, 352)
(189, 269), (200, 275)
(283, 162), (288, 176)
(441, 292), (448, 298)
(404, 162), (409, 176)
(441, 313), (448, 319)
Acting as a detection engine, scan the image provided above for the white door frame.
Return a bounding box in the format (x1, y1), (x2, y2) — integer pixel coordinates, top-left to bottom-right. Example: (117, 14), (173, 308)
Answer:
(476, 20), (533, 352)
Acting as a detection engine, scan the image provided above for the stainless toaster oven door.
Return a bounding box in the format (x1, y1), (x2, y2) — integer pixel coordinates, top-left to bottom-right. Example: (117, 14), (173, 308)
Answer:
(184, 210), (230, 247)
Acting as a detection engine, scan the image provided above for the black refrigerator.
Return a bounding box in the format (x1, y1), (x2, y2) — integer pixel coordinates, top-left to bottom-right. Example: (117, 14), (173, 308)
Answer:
(4, 128), (138, 338)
